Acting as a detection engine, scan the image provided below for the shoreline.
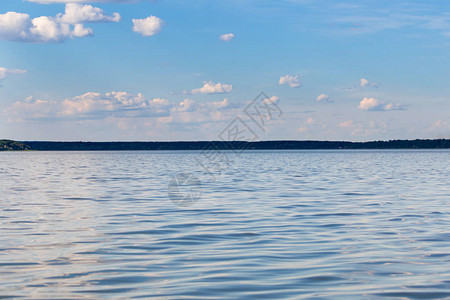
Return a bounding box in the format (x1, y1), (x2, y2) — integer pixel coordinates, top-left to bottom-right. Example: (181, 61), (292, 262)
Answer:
(1, 139), (449, 151)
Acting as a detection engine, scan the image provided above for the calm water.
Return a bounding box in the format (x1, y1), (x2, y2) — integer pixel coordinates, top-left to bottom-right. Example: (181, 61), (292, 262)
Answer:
(1, 150), (449, 299)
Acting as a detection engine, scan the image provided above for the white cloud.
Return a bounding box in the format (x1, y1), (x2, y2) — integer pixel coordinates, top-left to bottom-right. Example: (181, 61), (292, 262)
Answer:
(359, 97), (380, 110)
(360, 78), (369, 88)
(173, 98), (197, 112)
(337, 119), (388, 137)
(316, 94), (332, 103)
(73, 23), (93, 37)
(345, 78), (378, 91)
(132, 16), (164, 37)
(5, 91), (239, 126)
(187, 81), (233, 95)
(262, 95), (280, 105)
(27, 0), (135, 3)
(219, 33), (234, 41)
(169, 98), (233, 123)
(358, 97), (405, 111)
(279, 74), (301, 88)
(0, 4), (118, 43)
(56, 3), (120, 24)
(0, 12), (70, 42)
(0, 67), (27, 80)
(429, 120), (450, 135)
(6, 91), (171, 121)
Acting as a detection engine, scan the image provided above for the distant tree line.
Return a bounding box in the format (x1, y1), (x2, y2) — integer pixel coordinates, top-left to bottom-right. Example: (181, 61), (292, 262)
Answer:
(0, 140), (30, 151)
(15, 139), (450, 151)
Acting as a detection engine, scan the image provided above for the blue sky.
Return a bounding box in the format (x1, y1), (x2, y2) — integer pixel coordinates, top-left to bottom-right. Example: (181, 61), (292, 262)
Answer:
(1, 0), (449, 141)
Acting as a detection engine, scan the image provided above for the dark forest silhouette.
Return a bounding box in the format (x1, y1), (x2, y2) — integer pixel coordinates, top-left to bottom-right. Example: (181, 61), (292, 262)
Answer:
(1, 139), (446, 151)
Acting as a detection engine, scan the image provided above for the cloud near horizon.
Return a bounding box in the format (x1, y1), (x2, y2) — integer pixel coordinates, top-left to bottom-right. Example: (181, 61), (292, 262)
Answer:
(4, 91), (240, 125)
(358, 97), (406, 111)
(6, 92), (171, 121)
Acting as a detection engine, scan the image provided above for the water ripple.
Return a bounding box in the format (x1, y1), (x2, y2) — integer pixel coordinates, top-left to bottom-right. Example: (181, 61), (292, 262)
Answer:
(0, 150), (449, 299)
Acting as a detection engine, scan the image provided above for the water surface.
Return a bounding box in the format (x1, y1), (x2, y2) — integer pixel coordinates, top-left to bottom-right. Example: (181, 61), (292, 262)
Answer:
(1, 150), (449, 299)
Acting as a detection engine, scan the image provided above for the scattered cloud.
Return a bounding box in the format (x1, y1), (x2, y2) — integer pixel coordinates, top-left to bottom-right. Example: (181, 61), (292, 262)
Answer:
(5, 91), (240, 126)
(345, 78), (379, 91)
(0, 12), (73, 43)
(358, 97), (406, 111)
(316, 93), (332, 103)
(279, 74), (301, 88)
(337, 119), (388, 137)
(169, 98), (235, 123)
(26, 0), (137, 3)
(6, 92), (171, 121)
(56, 3), (121, 24)
(132, 16), (164, 37)
(186, 81), (233, 95)
(429, 120), (450, 135)
(262, 95), (280, 105)
(360, 78), (369, 88)
(360, 78), (378, 88)
(0, 4), (120, 43)
(219, 33), (234, 41)
(0, 67), (27, 81)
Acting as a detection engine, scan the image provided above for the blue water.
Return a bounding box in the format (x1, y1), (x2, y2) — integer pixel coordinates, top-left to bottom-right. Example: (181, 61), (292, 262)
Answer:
(1, 150), (449, 299)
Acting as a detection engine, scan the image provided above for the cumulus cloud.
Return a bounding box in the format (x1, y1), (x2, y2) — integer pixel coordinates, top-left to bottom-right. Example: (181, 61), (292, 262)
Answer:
(5, 91), (240, 126)
(337, 119), (388, 137)
(279, 74), (301, 88)
(169, 98), (234, 123)
(132, 16), (164, 37)
(73, 23), (93, 37)
(0, 12), (68, 42)
(316, 94), (332, 103)
(0, 67), (27, 81)
(219, 33), (234, 41)
(262, 95), (280, 105)
(360, 78), (369, 88)
(186, 81), (233, 95)
(6, 91), (171, 121)
(56, 3), (121, 24)
(0, 5), (119, 43)
(358, 97), (405, 111)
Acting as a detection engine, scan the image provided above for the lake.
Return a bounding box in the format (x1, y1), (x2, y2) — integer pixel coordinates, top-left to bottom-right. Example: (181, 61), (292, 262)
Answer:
(1, 150), (449, 299)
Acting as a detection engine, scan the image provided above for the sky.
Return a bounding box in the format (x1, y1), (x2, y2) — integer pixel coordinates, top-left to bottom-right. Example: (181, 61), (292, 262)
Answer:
(0, 0), (449, 141)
